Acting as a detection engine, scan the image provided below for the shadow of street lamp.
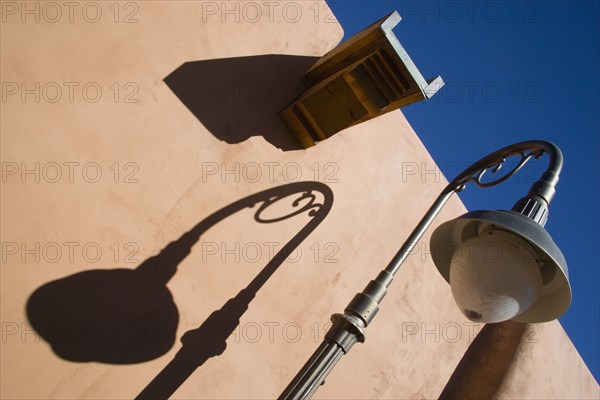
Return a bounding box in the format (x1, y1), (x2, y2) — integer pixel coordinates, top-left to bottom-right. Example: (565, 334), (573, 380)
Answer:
(280, 140), (571, 399)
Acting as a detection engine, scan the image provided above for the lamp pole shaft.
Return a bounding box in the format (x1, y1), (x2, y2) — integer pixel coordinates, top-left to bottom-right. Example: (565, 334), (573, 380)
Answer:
(279, 189), (455, 399)
(278, 340), (345, 398)
(384, 190), (454, 277)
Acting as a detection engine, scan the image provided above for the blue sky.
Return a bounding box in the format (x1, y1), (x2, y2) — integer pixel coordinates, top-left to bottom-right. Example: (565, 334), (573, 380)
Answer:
(328, 0), (599, 381)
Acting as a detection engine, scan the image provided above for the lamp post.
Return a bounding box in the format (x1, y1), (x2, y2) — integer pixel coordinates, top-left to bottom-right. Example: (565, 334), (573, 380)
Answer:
(279, 140), (571, 399)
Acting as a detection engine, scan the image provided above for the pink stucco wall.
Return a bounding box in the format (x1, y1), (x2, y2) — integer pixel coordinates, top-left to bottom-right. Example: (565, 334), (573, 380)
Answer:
(1, 1), (597, 398)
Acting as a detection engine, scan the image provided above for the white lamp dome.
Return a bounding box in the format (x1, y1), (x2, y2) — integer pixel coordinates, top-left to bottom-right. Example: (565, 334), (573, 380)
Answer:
(449, 230), (543, 323)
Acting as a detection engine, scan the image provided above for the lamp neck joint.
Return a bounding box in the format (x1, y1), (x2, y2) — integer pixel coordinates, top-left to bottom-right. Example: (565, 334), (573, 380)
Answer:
(511, 195), (549, 226)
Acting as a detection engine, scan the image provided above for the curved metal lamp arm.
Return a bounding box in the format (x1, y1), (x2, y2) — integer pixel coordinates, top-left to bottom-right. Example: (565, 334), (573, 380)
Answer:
(449, 140), (562, 203)
(280, 140), (563, 400)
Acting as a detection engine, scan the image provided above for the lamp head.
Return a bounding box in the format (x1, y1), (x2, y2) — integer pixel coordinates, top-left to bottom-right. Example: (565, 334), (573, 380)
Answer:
(430, 210), (571, 323)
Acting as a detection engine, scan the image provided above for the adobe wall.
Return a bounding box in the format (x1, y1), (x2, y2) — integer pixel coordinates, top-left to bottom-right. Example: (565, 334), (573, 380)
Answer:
(1, 1), (597, 398)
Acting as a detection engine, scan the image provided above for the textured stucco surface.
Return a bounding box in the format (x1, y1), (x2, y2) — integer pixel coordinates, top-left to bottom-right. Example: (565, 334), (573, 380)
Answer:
(1, 1), (598, 399)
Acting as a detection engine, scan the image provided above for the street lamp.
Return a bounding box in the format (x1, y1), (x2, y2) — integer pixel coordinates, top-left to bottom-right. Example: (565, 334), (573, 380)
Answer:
(279, 140), (571, 399)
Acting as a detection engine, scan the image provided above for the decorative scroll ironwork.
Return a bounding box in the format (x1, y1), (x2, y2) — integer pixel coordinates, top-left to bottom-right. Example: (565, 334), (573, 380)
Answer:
(450, 145), (548, 193)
